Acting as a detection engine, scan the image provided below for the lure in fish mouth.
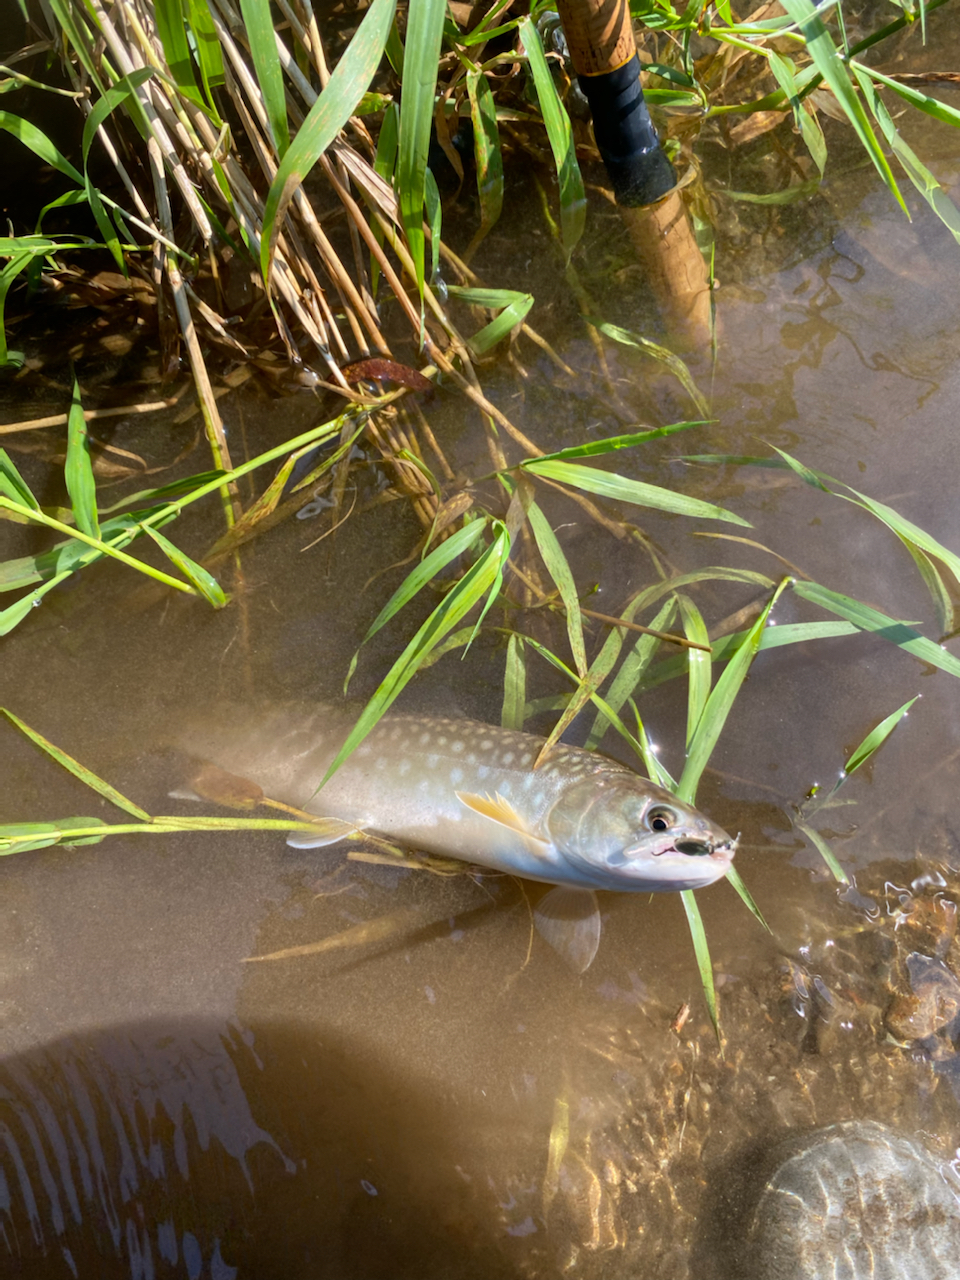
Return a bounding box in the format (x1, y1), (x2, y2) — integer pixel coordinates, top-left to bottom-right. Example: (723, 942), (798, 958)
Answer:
(176, 706), (737, 972)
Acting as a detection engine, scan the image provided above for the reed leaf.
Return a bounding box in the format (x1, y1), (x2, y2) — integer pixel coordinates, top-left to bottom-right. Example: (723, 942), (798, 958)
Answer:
(238, 0), (290, 156)
(397, 0), (447, 296)
(780, 0), (906, 215)
(843, 695), (919, 776)
(502, 633), (526, 730)
(64, 377), (100, 539)
(676, 594), (710, 748)
(140, 525), (228, 607)
(792, 580), (960, 680)
(678, 578), (790, 804)
(681, 889), (719, 1037)
(323, 522), (511, 787)
(525, 499), (587, 677)
(466, 68), (504, 253)
(585, 599), (677, 748)
(518, 16), (585, 260)
(1, 708), (151, 820)
(261, 0), (395, 283)
(523, 458), (751, 526)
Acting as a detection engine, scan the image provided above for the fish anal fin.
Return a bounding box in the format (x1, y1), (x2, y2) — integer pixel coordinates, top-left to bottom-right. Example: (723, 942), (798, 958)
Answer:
(286, 817), (362, 849)
(534, 886), (601, 974)
(456, 792), (549, 849)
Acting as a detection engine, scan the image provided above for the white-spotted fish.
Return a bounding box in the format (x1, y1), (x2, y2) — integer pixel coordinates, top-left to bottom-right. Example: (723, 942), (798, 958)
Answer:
(178, 707), (737, 971)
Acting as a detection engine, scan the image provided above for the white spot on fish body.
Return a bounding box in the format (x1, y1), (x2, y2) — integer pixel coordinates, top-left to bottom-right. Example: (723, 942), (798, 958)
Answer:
(476, 766), (490, 781)
(425, 986), (436, 1004)
(376, 757), (388, 770)
(449, 767), (464, 785)
(426, 754), (439, 769)
(520, 753), (532, 766)
(480, 740), (493, 751)
(466, 753), (478, 765)
(399, 760), (411, 777)
(419, 733), (431, 746)
(502, 752), (515, 765)
(452, 740), (464, 754)
(438, 736), (447, 747)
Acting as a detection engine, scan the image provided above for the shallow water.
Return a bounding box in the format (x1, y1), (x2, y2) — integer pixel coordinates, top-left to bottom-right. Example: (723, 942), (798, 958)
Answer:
(3, 15), (960, 1278)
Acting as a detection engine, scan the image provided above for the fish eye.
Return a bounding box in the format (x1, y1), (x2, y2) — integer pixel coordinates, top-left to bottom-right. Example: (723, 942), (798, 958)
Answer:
(646, 805), (677, 832)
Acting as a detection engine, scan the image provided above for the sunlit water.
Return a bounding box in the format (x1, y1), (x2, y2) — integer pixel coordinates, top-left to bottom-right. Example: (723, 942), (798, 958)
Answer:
(3, 18), (960, 1279)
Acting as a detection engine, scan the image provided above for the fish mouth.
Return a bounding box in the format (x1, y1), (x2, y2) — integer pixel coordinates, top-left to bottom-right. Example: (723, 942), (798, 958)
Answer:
(653, 834), (737, 861)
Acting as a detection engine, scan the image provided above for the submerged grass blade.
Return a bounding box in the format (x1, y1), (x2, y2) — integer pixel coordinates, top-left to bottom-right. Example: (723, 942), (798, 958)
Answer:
(502, 633), (526, 730)
(780, 0), (907, 214)
(1, 708), (151, 820)
(525, 499), (587, 677)
(466, 68), (504, 253)
(681, 889), (719, 1039)
(676, 593), (710, 748)
(725, 866), (770, 931)
(523, 458), (751, 526)
(796, 819), (849, 884)
(792, 580), (960, 679)
(64, 377), (99, 538)
(843, 695), (919, 776)
(345, 517), (489, 689)
(585, 599), (677, 749)
(518, 16), (585, 259)
(141, 525), (228, 607)
(323, 523), (511, 787)
(678, 579), (790, 804)
(591, 320), (709, 417)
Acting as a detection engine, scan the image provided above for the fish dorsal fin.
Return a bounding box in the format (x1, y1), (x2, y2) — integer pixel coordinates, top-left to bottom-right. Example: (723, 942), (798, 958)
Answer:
(456, 792), (550, 850)
(534, 886), (601, 974)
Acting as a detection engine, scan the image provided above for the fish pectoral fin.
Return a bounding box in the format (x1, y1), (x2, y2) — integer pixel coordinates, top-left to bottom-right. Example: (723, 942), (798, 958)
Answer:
(286, 817), (362, 849)
(456, 792), (550, 850)
(534, 887), (601, 975)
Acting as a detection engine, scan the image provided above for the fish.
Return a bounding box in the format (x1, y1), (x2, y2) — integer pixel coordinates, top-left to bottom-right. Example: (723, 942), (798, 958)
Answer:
(176, 706), (737, 972)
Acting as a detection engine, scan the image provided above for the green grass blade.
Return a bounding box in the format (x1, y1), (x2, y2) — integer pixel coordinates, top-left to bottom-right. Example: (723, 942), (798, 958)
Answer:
(424, 164), (442, 282)
(398, 0), (447, 297)
(502, 633), (526, 730)
(522, 458), (751, 526)
(525, 499), (587, 677)
(844, 695), (919, 776)
(446, 285), (534, 356)
(153, 0), (204, 107)
(676, 593), (711, 747)
(585, 599), (677, 748)
(261, 0), (396, 283)
(518, 16), (585, 260)
(0, 111), (83, 184)
(767, 50), (826, 174)
(0, 575), (71, 635)
(352, 516), (488, 649)
(65, 377), (100, 539)
(792, 580), (960, 680)
(630, 700), (676, 789)
(238, 0), (291, 155)
(466, 68), (504, 252)
(681, 889), (719, 1038)
(852, 60), (960, 130)
(0, 447), (40, 509)
(590, 320), (709, 417)
(780, 0), (907, 214)
(184, 0), (226, 98)
(323, 523), (511, 786)
(795, 819), (849, 883)
(532, 422), (711, 464)
(140, 525), (227, 606)
(1, 708), (151, 820)
(725, 865), (770, 931)
(678, 579), (790, 804)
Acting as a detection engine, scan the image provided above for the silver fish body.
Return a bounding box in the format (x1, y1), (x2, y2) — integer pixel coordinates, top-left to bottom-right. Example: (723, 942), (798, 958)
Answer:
(179, 707), (736, 894)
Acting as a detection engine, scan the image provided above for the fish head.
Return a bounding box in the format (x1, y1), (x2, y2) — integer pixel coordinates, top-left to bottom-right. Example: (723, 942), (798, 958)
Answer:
(545, 775), (736, 892)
